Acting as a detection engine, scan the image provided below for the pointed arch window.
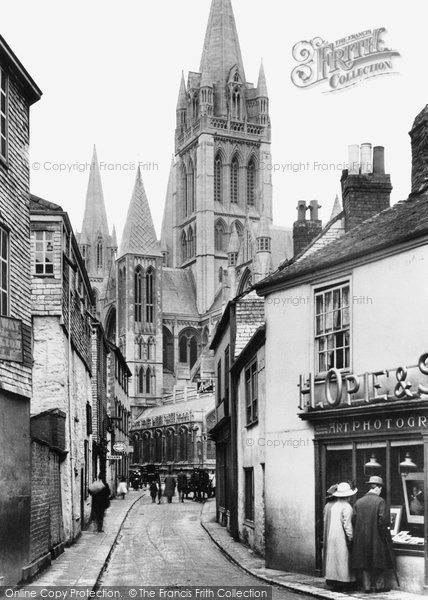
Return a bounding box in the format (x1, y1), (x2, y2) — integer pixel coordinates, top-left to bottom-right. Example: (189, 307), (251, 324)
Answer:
(134, 266), (143, 323)
(214, 154), (222, 203)
(232, 87), (241, 120)
(146, 268), (154, 323)
(147, 337), (155, 360)
(231, 157), (239, 204)
(145, 367), (152, 394)
(138, 367), (145, 394)
(215, 220), (226, 252)
(96, 236), (103, 269)
(187, 226), (194, 259)
(192, 92), (199, 120)
(182, 165), (188, 218)
(181, 230), (187, 263)
(163, 326), (174, 372)
(188, 160), (195, 214)
(247, 158), (256, 206)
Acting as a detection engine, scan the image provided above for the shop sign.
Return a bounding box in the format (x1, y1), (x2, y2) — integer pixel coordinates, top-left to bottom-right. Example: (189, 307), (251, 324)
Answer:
(197, 379), (214, 394)
(107, 455), (122, 461)
(315, 414), (428, 436)
(112, 442), (126, 453)
(0, 316), (23, 362)
(299, 353), (428, 411)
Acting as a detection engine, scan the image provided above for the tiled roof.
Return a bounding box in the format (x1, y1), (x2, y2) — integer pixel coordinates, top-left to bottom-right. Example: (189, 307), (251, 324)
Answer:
(162, 268), (199, 316)
(255, 193), (428, 291)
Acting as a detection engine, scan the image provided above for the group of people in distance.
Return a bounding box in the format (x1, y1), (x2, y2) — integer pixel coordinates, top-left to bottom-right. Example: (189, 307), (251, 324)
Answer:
(148, 468), (216, 504)
(323, 475), (393, 593)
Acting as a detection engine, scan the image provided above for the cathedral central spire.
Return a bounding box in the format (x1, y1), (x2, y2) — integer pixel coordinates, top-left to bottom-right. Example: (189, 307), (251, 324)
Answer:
(199, 0), (246, 115)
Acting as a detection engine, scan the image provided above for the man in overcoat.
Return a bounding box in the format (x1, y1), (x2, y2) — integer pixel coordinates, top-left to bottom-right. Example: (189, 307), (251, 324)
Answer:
(351, 476), (391, 593)
(177, 470), (188, 503)
(164, 470), (176, 503)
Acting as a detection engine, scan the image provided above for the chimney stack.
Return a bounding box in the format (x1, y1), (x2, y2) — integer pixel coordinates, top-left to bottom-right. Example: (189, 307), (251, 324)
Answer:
(410, 105), (428, 195)
(293, 200), (322, 257)
(341, 143), (392, 231)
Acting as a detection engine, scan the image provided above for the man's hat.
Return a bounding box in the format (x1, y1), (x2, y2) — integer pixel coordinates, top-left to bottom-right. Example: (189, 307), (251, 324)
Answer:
(333, 482), (358, 498)
(367, 475), (384, 486)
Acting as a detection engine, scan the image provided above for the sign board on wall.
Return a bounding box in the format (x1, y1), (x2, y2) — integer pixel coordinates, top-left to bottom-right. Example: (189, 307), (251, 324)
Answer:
(0, 316), (23, 362)
(299, 353), (428, 412)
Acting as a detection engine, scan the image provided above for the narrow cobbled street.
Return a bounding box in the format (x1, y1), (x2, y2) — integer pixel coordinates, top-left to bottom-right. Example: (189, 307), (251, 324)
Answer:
(99, 495), (311, 600)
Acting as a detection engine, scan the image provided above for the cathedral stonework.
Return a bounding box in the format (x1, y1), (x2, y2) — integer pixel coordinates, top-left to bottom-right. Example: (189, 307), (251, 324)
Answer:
(77, 0), (292, 469)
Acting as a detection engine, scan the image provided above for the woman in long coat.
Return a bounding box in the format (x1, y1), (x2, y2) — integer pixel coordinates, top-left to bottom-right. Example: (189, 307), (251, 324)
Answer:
(324, 482), (357, 589)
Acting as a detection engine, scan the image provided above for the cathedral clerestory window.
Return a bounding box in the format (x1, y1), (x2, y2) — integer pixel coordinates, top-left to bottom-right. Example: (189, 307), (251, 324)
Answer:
(231, 157), (239, 203)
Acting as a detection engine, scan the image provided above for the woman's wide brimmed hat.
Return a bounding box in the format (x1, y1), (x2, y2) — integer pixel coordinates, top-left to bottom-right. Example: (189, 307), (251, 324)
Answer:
(333, 482), (358, 498)
(326, 484), (338, 497)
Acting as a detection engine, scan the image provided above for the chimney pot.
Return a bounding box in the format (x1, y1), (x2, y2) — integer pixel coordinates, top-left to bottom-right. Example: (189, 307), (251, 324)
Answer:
(373, 146), (385, 175)
(309, 200), (321, 221)
(348, 145), (360, 174)
(297, 201), (307, 221)
(360, 143), (373, 174)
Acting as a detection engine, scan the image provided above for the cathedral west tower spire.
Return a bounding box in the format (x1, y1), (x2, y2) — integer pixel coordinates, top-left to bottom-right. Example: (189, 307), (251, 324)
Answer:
(117, 168), (163, 413)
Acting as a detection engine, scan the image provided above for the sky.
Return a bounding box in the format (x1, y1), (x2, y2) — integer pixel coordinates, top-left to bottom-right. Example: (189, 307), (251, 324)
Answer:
(2, 1), (427, 243)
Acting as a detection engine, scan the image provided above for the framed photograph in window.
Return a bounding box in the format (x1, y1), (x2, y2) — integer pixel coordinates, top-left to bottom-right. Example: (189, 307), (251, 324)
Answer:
(390, 506), (403, 536)
(402, 473), (424, 524)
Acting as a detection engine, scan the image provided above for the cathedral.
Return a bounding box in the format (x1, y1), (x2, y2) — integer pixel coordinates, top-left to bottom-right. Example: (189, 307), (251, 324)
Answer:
(76, 0), (293, 458)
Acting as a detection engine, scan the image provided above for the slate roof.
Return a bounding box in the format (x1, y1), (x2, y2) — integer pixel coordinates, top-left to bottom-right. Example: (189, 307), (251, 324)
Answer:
(30, 194), (63, 212)
(255, 193), (428, 292)
(162, 268), (199, 316)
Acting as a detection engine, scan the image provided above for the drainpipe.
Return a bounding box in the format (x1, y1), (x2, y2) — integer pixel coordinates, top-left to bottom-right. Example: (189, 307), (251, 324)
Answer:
(67, 230), (75, 539)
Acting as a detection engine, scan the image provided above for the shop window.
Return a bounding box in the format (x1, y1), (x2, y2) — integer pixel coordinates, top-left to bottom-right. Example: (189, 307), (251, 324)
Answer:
(244, 468), (254, 522)
(245, 359), (258, 425)
(315, 282), (350, 373)
(35, 231), (54, 276)
(324, 440), (425, 549)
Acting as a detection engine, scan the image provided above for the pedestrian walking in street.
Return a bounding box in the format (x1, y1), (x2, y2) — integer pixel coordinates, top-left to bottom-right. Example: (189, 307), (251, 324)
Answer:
(323, 482), (357, 590)
(209, 470), (216, 498)
(351, 476), (392, 593)
(117, 478), (128, 500)
(89, 473), (111, 533)
(149, 480), (158, 503)
(164, 470), (176, 503)
(177, 469), (187, 503)
(157, 478), (163, 504)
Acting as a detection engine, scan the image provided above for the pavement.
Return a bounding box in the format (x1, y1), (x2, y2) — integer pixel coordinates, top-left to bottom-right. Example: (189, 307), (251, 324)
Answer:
(13, 492), (423, 600)
(200, 499), (422, 600)
(24, 489), (146, 588)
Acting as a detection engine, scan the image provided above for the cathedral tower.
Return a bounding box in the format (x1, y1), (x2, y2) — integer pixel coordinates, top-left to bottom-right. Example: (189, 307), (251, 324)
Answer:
(117, 168), (163, 412)
(169, 0), (273, 314)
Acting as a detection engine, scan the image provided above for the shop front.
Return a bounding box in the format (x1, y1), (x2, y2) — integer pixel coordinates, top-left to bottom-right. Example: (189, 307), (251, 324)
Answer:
(299, 355), (428, 594)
